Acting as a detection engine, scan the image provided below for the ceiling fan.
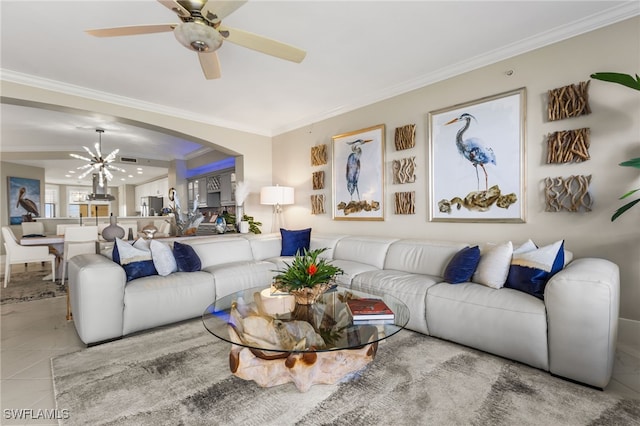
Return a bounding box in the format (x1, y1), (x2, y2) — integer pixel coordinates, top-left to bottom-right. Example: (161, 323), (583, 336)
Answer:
(85, 0), (306, 79)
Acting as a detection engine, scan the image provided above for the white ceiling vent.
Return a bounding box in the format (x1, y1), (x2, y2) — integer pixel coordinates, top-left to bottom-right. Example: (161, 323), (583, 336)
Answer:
(119, 157), (138, 164)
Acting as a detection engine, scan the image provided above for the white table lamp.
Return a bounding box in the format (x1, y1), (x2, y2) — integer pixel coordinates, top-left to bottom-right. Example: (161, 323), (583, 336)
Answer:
(260, 185), (294, 233)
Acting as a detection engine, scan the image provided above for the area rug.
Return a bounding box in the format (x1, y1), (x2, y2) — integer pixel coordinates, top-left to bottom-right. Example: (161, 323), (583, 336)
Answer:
(51, 320), (639, 426)
(0, 268), (66, 305)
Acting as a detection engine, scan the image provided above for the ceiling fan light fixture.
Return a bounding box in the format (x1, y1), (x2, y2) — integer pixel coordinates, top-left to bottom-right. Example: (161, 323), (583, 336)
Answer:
(174, 21), (222, 52)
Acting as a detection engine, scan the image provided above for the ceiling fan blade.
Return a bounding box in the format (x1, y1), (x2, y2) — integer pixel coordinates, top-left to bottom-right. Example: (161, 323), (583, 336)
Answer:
(201, 1), (247, 24)
(157, 0), (191, 18)
(218, 25), (306, 63)
(86, 24), (176, 37)
(198, 52), (222, 79)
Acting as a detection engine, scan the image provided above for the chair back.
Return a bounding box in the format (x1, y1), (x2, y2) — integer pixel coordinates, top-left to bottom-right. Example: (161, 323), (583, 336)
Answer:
(21, 222), (45, 236)
(1, 227), (19, 250)
(57, 224), (82, 236)
(64, 225), (99, 260)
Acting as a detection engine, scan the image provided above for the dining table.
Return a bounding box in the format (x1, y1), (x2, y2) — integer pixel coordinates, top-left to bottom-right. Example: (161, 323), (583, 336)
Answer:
(19, 235), (65, 280)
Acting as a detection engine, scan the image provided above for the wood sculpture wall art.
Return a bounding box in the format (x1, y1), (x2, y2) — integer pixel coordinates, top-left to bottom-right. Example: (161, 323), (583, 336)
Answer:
(544, 175), (593, 213)
(392, 157), (416, 184)
(394, 191), (415, 215)
(546, 128), (590, 163)
(311, 144), (327, 166)
(310, 194), (325, 215)
(394, 124), (416, 150)
(312, 171), (325, 190)
(547, 81), (591, 121)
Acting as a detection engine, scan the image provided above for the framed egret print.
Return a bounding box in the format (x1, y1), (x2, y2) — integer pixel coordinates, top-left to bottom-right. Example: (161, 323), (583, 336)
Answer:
(332, 124), (385, 221)
(428, 88), (526, 222)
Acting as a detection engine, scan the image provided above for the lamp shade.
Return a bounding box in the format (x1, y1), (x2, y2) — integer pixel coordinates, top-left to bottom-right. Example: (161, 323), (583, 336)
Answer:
(260, 186), (294, 205)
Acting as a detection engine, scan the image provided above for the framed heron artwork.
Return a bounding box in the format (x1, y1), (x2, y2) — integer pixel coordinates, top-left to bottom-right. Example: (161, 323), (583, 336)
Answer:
(428, 88), (526, 222)
(332, 124), (385, 221)
(8, 176), (41, 225)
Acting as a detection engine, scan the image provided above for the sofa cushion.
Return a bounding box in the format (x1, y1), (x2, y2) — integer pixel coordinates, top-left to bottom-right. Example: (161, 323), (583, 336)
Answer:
(280, 228), (311, 256)
(351, 269), (441, 334)
(150, 240), (177, 276)
(173, 241), (201, 272)
(334, 236), (398, 269)
(472, 241), (513, 289)
(188, 237), (254, 267)
(505, 240), (565, 299)
(426, 282), (548, 370)
(328, 259), (380, 287)
(122, 271), (215, 335)
(247, 234), (283, 260)
(309, 234), (347, 259)
(443, 245), (481, 284)
(113, 238), (157, 282)
(203, 260), (277, 299)
(385, 239), (467, 276)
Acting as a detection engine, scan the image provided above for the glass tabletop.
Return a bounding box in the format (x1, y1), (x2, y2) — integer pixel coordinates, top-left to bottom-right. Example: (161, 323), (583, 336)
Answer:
(202, 285), (410, 355)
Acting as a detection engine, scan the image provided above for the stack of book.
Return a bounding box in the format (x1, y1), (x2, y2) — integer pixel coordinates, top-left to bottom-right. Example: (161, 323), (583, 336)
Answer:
(346, 298), (395, 324)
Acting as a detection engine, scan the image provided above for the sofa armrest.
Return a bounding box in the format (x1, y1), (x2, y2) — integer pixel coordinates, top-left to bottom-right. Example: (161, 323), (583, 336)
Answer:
(69, 254), (126, 345)
(545, 257), (620, 388)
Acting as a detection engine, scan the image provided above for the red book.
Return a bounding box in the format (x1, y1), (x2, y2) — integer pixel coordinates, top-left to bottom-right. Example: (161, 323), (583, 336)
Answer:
(346, 298), (394, 320)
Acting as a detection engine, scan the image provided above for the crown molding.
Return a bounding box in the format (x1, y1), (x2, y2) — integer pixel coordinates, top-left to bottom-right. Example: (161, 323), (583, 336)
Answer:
(0, 70), (272, 137)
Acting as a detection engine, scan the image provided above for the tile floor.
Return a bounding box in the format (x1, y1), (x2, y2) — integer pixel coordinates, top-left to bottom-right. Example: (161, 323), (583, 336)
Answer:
(1, 288), (639, 425)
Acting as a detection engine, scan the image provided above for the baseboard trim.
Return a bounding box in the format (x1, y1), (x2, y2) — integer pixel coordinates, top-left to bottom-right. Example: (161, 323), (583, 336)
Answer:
(618, 318), (640, 348)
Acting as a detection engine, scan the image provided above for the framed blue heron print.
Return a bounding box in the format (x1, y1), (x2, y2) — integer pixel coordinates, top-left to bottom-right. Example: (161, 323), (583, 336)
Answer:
(332, 124), (385, 221)
(428, 88), (526, 222)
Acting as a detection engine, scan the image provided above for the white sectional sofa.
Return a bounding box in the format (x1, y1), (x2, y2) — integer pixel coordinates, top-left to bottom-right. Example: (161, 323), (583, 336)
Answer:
(68, 232), (619, 389)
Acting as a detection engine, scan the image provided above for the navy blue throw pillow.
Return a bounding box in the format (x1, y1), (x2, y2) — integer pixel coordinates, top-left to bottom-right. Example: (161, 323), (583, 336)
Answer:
(443, 245), (481, 284)
(173, 241), (201, 272)
(280, 228), (312, 256)
(113, 238), (157, 282)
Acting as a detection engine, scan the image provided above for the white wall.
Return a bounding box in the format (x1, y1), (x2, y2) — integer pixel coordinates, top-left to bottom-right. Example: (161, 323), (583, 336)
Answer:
(272, 17), (640, 321)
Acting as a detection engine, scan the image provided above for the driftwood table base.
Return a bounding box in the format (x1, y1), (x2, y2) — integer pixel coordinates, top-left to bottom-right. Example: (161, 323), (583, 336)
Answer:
(229, 342), (378, 392)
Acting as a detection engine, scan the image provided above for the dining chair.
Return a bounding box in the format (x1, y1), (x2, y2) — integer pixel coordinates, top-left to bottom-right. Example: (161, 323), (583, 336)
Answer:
(56, 224), (80, 236)
(2, 226), (55, 288)
(62, 225), (98, 320)
(21, 221), (45, 236)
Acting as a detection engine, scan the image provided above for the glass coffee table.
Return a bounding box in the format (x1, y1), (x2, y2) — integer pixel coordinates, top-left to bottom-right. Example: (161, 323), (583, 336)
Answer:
(203, 285), (409, 392)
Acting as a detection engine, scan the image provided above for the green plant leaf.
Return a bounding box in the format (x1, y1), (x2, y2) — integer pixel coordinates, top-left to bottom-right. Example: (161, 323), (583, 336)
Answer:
(620, 188), (640, 200)
(619, 158), (640, 168)
(611, 198), (640, 221)
(591, 72), (640, 91)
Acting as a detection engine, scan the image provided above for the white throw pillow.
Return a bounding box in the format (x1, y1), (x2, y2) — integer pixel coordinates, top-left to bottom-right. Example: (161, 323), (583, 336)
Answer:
(513, 239), (537, 254)
(150, 239), (178, 277)
(472, 241), (513, 289)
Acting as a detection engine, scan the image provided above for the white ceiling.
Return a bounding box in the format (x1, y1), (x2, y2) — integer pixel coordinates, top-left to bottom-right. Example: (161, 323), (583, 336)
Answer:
(1, 1), (638, 186)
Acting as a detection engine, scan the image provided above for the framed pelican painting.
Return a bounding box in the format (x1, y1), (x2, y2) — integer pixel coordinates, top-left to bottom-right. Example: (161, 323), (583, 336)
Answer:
(8, 176), (42, 225)
(428, 88), (526, 222)
(332, 124), (385, 221)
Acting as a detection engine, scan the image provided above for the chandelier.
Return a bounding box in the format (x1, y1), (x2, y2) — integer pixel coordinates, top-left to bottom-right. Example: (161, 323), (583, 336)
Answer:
(70, 129), (124, 187)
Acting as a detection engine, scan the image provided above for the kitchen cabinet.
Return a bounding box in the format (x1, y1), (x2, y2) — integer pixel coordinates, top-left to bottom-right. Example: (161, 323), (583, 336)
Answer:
(187, 180), (195, 207)
(187, 168), (235, 208)
(197, 178), (208, 207)
(220, 172), (235, 206)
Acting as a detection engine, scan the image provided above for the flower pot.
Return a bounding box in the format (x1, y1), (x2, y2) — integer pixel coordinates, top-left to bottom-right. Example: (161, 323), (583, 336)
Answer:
(287, 282), (333, 305)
